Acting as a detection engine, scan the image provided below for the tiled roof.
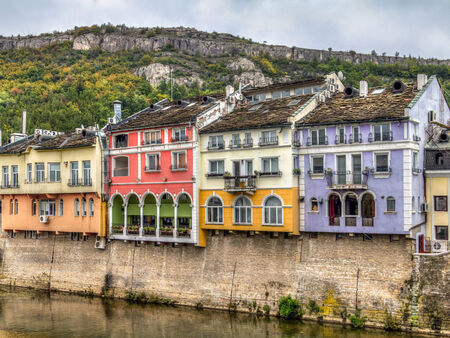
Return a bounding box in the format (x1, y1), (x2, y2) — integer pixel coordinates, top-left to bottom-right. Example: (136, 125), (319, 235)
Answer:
(110, 97), (220, 132)
(200, 94), (314, 133)
(242, 77), (324, 96)
(0, 132), (96, 154)
(297, 82), (419, 127)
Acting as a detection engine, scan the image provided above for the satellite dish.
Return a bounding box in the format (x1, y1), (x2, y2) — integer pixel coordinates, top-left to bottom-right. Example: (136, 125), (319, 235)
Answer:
(338, 71), (344, 80)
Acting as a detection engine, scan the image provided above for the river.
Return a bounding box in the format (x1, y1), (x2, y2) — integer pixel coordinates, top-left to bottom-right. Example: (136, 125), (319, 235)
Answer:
(0, 287), (426, 337)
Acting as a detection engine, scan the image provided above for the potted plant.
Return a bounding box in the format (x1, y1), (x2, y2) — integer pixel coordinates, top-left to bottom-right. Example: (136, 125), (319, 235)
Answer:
(224, 171), (231, 178)
(293, 168), (301, 175)
(127, 225), (139, 234)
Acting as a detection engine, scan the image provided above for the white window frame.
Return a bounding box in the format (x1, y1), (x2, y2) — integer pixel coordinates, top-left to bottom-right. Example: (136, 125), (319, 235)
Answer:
(74, 198), (80, 217)
(233, 196), (252, 225)
(373, 151), (390, 178)
(372, 123), (391, 142)
(39, 199), (55, 216)
(209, 160), (225, 176)
(81, 198), (87, 217)
(412, 151), (419, 175)
(310, 155), (325, 177)
(26, 163), (32, 183)
(209, 135), (224, 149)
(11, 165), (19, 187)
(113, 156), (129, 177)
(70, 161), (79, 185)
(171, 151), (187, 170)
(2, 166), (9, 188)
(48, 163), (61, 182)
(144, 130), (161, 145)
(82, 161), (91, 185)
(261, 157), (279, 175)
(263, 195), (283, 225)
(58, 199), (64, 217)
(310, 128), (327, 145)
(336, 126), (345, 144)
(35, 163), (45, 182)
(146, 153), (161, 172)
(386, 196), (396, 213)
(172, 127), (186, 142)
(351, 125), (360, 143)
(309, 198), (319, 213)
(89, 198), (94, 217)
(206, 196), (224, 224)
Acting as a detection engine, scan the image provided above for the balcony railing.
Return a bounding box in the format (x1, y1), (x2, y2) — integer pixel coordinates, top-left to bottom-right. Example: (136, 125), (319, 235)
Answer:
(224, 175), (257, 192)
(171, 135), (189, 142)
(68, 178), (92, 186)
(306, 136), (328, 146)
(345, 217), (357, 226)
(81, 177), (92, 186)
(362, 217), (374, 227)
(142, 139), (162, 145)
(229, 140), (242, 149)
(170, 164), (187, 171)
(259, 136), (278, 146)
(259, 171), (282, 177)
(368, 131), (393, 142)
(145, 165), (161, 172)
(326, 170), (368, 189)
(242, 138), (253, 148)
(208, 141), (225, 150)
(1, 183), (10, 189)
(348, 133), (363, 144)
(335, 135), (346, 145)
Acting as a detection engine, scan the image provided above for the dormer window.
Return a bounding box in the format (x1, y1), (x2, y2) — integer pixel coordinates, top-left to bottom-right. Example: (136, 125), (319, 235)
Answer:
(114, 134), (128, 148)
(272, 90), (290, 99)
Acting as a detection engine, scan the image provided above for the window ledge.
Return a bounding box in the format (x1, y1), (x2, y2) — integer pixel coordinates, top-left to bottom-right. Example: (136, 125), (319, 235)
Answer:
(308, 211), (319, 214)
(233, 223), (253, 226)
(373, 173), (391, 179)
(262, 223), (284, 226)
(310, 174), (324, 180)
(206, 174), (224, 178)
(205, 222), (224, 225)
(171, 168), (188, 172)
(144, 170), (161, 173)
(384, 211), (397, 214)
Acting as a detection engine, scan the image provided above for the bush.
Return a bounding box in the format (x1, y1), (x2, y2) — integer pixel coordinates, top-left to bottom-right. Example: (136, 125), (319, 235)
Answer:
(349, 309), (367, 329)
(263, 304), (270, 316)
(279, 295), (304, 319)
(307, 300), (320, 315)
(384, 310), (400, 331)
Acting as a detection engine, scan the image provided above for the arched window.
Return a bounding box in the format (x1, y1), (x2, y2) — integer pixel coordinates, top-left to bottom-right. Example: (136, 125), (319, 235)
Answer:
(436, 153), (444, 166)
(328, 194), (341, 226)
(344, 194), (358, 226)
(234, 196), (252, 224)
(89, 198), (94, 216)
(74, 198), (80, 217)
(207, 197), (223, 223)
(14, 199), (18, 215)
(81, 198), (87, 216)
(32, 199), (37, 216)
(386, 196), (396, 212)
(361, 193), (375, 226)
(310, 198), (318, 212)
(412, 196), (415, 213)
(264, 196), (283, 225)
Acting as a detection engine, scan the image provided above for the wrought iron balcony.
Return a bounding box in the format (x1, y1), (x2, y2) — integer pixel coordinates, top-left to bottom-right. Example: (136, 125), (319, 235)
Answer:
(242, 138), (253, 148)
(170, 164), (187, 171)
(335, 135), (346, 145)
(229, 139), (242, 149)
(258, 136), (278, 146)
(292, 139), (301, 147)
(348, 133), (363, 144)
(368, 131), (393, 142)
(68, 178), (80, 186)
(224, 175), (257, 192)
(326, 170), (368, 189)
(171, 135), (189, 142)
(208, 141), (225, 150)
(81, 177), (92, 186)
(413, 135), (421, 142)
(259, 171), (282, 177)
(306, 136), (328, 146)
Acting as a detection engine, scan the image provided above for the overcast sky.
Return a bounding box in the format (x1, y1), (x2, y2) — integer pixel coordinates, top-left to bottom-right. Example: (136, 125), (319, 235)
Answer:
(1, 0), (449, 59)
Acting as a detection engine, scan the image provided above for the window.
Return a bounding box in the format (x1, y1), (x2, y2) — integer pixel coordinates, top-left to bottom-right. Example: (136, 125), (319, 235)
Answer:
(172, 128), (186, 142)
(207, 197), (223, 223)
(260, 130), (277, 145)
(27, 163), (32, 183)
(243, 132), (252, 146)
(58, 199), (63, 216)
(12, 166), (18, 187)
(374, 153), (389, 173)
(310, 198), (318, 212)
(386, 197), (396, 212)
(231, 134), (241, 147)
(311, 156), (324, 174)
(264, 196), (283, 225)
(434, 196), (447, 211)
(2, 166), (9, 188)
(436, 153), (444, 166)
(89, 198), (94, 217)
(311, 129), (326, 145)
(14, 199), (18, 215)
(74, 198), (80, 217)
(412, 196), (415, 213)
(32, 200), (37, 216)
(143, 130), (161, 144)
(208, 135), (224, 149)
(70, 162), (79, 185)
(428, 111), (435, 122)
(9, 199), (13, 214)
(293, 156), (300, 171)
(337, 127), (345, 144)
(48, 163), (61, 182)
(234, 196), (252, 224)
(82, 161), (91, 185)
(435, 226), (448, 240)
(272, 90), (290, 99)
(352, 126), (360, 143)
(39, 199), (55, 216)
(146, 154), (160, 171)
(209, 160), (224, 176)
(35, 163), (45, 182)
(261, 157), (279, 175)
(114, 134), (128, 148)
(250, 93), (266, 102)
(412, 152), (418, 173)
(113, 157), (129, 176)
(373, 124), (390, 141)
(171, 151), (187, 170)
(81, 198), (87, 216)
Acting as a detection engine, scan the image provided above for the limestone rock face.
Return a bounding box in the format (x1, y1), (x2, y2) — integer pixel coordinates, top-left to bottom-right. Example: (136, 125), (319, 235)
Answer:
(226, 57), (257, 72)
(134, 63), (204, 87)
(72, 34), (101, 50)
(233, 71), (273, 88)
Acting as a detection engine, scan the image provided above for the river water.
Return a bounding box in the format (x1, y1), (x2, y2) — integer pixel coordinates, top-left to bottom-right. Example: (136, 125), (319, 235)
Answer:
(0, 287), (425, 337)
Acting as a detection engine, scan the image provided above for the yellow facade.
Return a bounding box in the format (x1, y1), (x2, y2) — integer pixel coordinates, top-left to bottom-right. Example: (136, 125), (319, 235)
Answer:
(425, 176), (449, 240)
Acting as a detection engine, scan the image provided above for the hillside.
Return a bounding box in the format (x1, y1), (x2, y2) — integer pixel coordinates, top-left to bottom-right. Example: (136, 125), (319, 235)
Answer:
(0, 24), (449, 143)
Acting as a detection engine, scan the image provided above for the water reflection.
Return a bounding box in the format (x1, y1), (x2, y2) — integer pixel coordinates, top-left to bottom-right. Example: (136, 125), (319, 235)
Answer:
(0, 287), (424, 338)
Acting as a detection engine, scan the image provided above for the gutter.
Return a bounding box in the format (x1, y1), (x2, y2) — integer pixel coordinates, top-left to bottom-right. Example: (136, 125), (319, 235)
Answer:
(296, 116), (409, 128)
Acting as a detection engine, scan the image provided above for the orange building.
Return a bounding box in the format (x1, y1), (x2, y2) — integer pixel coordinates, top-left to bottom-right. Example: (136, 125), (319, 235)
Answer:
(0, 129), (107, 244)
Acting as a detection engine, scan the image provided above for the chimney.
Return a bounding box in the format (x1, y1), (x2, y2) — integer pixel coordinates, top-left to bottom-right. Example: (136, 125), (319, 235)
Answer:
(359, 81), (368, 98)
(417, 74), (428, 90)
(22, 109), (27, 134)
(225, 85), (234, 97)
(113, 100), (122, 123)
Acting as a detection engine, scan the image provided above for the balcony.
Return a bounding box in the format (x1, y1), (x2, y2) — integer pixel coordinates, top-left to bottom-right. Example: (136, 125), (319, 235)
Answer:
(68, 178), (80, 186)
(292, 139), (301, 147)
(81, 177), (92, 186)
(348, 133), (363, 144)
(368, 131), (393, 142)
(326, 170), (368, 190)
(224, 175), (257, 193)
(171, 135), (189, 142)
(145, 165), (161, 172)
(170, 164), (187, 171)
(335, 135), (346, 145)
(242, 138), (253, 148)
(208, 141), (225, 150)
(306, 136), (328, 146)
(229, 139), (242, 149)
(258, 136), (278, 146)
(259, 171), (282, 177)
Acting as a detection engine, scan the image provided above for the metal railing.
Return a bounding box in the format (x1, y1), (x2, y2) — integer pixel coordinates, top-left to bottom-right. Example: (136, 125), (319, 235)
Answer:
(242, 138), (253, 148)
(259, 136), (278, 146)
(413, 135), (421, 142)
(368, 131), (393, 142)
(326, 171), (368, 187)
(259, 171), (282, 177)
(229, 139), (242, 149)
(171, 135), (189, 142)
(68, 178), (80, 186)
(224, 175), (256, 190)
(348, 133), (363, 144)
(306, 136), (328, 146)
(208, 141), (225, 150)
(170, 164), (187, 171)
(81, 177), (92, 186)
(145, 165), (161, 172)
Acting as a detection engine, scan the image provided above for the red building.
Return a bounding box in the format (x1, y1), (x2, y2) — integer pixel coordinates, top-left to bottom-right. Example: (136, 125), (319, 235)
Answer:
(106, 96), (230, 246)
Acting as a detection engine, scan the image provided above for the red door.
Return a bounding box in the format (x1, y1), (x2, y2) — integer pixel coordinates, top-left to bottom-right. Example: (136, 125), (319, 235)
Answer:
(418, 235), (425, 253)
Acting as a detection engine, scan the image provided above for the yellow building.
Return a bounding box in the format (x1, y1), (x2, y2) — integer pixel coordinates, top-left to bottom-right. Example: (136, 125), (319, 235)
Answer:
(0, 129), (107, 243)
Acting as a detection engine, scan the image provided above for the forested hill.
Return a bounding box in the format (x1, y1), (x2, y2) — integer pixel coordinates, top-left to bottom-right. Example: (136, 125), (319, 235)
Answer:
(0, 24), (449, 144)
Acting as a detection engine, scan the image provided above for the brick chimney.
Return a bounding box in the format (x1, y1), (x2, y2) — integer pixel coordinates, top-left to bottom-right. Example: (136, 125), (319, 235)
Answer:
(417, 74), (428, 90)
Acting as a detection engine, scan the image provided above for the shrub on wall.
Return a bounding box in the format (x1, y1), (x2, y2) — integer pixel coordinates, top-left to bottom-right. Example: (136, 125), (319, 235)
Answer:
(279, 295), (304, 319)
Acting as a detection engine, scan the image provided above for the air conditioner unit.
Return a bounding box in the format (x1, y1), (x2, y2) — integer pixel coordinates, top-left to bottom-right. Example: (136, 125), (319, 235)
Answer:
(420, 203), (429, 212)
(39, 215), (49, 224)
(431, 240), (448, 253)
(95, 236), (106, 250)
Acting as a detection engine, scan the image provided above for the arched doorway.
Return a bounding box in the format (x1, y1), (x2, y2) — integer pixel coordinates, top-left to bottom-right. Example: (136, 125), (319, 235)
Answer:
(126, 194), (140, 235)
(143, 194), (157, 236)
(111, 195), (124, 234)
(361, 193), (375, 227)
(176, 193), (192, 238)
(344, 193), (358, 226)
(159, 193), (174, 237)
(328, 193), (341, 226)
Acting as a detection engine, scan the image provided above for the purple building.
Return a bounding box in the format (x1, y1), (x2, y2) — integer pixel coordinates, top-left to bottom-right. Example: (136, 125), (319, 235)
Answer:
(295, 75), (450, 235)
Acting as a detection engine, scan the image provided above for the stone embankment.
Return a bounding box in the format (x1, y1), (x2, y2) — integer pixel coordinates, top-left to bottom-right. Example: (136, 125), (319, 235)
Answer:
(0, 232), (448, 335)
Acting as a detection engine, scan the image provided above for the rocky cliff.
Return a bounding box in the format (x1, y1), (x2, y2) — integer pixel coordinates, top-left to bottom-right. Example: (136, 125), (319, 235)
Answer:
(0, 26), (448, 66)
